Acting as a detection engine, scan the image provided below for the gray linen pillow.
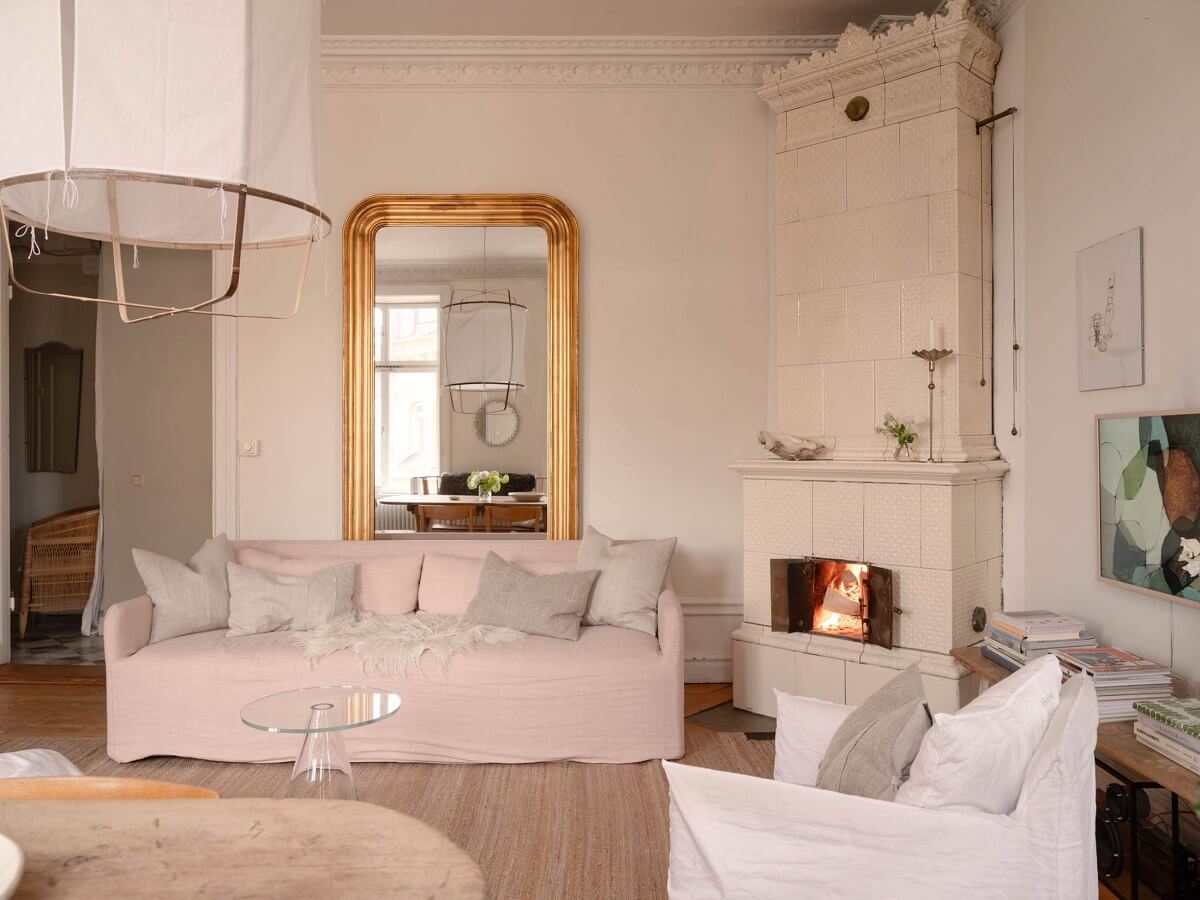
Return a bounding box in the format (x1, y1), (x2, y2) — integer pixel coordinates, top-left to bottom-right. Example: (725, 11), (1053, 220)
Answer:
(226, 562), (355, 636)
(464, 552), (599, 641)
(815, 664), (932, 801)
(577, 526), (676, 636)
(133, 535), (236, 644)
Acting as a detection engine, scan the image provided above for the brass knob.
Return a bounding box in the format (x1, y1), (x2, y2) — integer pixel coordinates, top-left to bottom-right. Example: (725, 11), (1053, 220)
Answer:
(971, 606), (987, 632)
(892, 605), (904, 616)
(844, 95), (870, 122)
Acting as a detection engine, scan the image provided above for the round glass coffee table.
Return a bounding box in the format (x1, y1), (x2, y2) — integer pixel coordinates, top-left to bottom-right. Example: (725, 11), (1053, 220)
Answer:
(241, 685), (401, 800)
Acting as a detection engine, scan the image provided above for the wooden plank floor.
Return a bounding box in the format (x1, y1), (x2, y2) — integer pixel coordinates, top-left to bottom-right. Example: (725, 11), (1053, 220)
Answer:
(0, 675), (733, 739)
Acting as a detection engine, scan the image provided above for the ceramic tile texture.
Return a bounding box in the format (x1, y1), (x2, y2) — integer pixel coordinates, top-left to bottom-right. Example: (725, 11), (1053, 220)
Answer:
(845, 281), (901, 361)
(794, 139), (847, 221)
(777, 364), (823, 435)
(872, 197), (929, 282)
(776, 295), (800, 365)
(819, 209), (874, 288)
(863, 482), (922, 567)
(846, 125), (900, 211)
(822, 361), (875, 436)
(743, 478), (814, 557)
(742, 550), (773, 627)
(812, 481), (865, 560)
(796, 289), (848, 364)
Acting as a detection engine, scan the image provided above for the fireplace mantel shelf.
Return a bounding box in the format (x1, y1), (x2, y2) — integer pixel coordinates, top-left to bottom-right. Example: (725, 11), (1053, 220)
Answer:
(730, 457), (1009, 485)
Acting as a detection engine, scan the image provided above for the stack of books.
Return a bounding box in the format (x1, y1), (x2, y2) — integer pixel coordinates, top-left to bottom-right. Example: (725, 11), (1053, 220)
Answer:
(981, 609), (1096, 672)
(1056, 647), (1173, 722)
(1132, 697), (1200, 775)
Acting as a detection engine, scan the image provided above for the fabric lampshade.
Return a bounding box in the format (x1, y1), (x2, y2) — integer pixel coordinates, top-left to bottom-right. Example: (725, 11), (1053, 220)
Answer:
(442, 291), (528, 405)
(0, 0), (325, 250)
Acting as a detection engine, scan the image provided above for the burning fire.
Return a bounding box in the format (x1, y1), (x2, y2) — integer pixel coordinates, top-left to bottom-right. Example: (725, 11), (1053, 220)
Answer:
(815, 564), (867, 636)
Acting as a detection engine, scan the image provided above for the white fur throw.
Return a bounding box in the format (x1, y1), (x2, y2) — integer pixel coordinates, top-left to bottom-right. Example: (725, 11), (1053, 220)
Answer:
(295, 611), (526, 676)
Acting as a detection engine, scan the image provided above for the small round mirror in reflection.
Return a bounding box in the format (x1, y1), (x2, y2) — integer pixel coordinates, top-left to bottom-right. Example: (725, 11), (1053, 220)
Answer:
(474, 399), (519, 447)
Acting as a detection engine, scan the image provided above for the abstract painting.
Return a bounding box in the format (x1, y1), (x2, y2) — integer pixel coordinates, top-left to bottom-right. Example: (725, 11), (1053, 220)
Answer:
(1098, 411), (1200, 605)
(1077, 227), (1143, 391)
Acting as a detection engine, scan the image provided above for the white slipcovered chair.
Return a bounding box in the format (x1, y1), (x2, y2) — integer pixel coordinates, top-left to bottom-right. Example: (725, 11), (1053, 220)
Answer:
(663, 675), (1099, 900)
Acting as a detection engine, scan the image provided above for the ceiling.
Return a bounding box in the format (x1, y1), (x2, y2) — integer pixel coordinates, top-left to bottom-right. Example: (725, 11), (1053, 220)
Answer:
(321, 0), (935, 37)
(375, 227), (547, 263)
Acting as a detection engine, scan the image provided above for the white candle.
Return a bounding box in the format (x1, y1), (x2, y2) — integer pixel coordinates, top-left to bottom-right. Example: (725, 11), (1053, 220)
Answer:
(927, 318), (936, 349)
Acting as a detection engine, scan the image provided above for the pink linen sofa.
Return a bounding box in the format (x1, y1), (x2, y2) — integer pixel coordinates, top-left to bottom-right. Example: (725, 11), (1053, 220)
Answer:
(104, 539), (685, 765)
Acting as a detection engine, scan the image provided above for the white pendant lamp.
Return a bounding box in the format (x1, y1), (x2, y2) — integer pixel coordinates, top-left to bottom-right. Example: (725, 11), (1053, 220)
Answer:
(441, 229), (528, 413)
(0, 0), (330, 322)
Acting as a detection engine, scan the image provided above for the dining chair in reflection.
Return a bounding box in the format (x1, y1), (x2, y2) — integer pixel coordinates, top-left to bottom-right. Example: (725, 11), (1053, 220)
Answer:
(417, 504), (477, 533)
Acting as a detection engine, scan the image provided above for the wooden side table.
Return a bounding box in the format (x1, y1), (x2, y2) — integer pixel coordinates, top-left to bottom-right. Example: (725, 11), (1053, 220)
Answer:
(952, 645), (1199, 900)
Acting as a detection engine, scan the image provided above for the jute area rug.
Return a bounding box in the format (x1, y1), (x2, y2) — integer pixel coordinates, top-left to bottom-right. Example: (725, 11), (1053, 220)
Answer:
(0, 725), (773, 900)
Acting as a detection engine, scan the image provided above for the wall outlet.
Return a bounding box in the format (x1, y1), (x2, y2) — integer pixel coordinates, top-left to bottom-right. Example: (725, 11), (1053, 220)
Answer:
(130, 474), (144, 487)
(238, 439), (261, 457)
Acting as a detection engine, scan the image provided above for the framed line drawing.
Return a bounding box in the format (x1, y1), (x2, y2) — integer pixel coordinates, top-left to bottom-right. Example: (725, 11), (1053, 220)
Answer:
(1077, 227), (1143, 391)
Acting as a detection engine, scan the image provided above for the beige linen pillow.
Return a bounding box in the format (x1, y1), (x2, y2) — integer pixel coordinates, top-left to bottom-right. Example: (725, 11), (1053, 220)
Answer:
(577, 526), (676, 636)
(815, 664), (932, 801)
(226, 562), (355, 636)
(133, 535), (236, 644)
(464, 552), (599, 640)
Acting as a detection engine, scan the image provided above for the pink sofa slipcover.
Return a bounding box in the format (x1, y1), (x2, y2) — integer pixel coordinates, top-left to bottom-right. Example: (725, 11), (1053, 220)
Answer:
(104, 539), (685, 765)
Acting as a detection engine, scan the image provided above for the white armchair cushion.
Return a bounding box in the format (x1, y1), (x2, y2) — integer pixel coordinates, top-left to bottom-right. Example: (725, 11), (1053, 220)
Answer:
(773, 689), (852, 787)
(896, 653), (1062, 815)
(0, 749), (81, 778)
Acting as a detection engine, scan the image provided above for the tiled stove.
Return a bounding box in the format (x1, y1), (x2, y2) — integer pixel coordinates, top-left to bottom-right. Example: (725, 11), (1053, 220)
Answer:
(738, 3), (1005, 714)
(732, 459), (1005, 714)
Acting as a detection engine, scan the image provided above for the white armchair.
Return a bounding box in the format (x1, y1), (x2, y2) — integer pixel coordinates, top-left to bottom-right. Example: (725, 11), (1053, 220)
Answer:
(663, 675), (1099, 900)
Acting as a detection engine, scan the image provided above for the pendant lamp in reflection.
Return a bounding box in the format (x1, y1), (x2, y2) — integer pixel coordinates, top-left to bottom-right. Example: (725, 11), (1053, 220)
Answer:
(441, 228), (528, 413)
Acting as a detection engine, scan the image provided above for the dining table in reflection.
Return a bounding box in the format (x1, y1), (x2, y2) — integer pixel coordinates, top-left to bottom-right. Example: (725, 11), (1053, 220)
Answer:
(378, 494), (548, 533)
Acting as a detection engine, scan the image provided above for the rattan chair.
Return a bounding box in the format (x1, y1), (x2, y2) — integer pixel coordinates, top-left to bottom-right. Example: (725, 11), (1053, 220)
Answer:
(18, 506), (100, 640)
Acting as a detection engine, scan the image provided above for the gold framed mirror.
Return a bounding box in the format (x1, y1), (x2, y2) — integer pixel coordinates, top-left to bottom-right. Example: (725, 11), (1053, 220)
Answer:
(342, 194), (579, 540)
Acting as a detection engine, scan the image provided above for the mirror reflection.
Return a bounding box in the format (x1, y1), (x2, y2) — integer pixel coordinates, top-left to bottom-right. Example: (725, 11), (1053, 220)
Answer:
(475, 399), (519, 447)
(373, 226), (548, 538)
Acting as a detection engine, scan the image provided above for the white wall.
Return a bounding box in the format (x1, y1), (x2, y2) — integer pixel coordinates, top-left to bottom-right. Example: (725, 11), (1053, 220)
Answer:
(98, 248), (213, 608)
(233, 87), (771, 607)
(999, 0), (1200, 691)
(8, 263), (100, 580)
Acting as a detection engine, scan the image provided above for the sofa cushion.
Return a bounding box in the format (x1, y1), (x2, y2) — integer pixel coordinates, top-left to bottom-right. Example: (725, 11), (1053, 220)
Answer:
(578, 526), (676, 636)
(134, 535), (236, 643)
(773, 690), (853, 787)
(896, 653), (1062, 816)
(419, 553), (573, 617)
(237, 547), (421, 616)
(226, 562), (355, 636)
(815, 664), (931, 801)
(465, 552), (599, 640)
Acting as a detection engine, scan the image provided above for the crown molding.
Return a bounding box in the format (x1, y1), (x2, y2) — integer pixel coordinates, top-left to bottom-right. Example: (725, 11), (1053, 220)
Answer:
(321, 34), (839, 91)
(376, 259), (548, 284)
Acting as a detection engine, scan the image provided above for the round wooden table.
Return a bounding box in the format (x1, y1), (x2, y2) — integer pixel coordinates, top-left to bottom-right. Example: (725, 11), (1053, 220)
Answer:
(0, 798), (487, 898)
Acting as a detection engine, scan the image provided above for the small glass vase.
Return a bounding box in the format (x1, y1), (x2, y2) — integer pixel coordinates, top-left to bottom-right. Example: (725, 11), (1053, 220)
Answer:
(892, 443), (914, 461)
(478, 488), (493, 502)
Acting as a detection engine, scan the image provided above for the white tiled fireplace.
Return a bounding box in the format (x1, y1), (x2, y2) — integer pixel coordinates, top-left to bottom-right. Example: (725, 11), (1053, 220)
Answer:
(732, 459), (1006, 714)
(735, 3), (1005, 715)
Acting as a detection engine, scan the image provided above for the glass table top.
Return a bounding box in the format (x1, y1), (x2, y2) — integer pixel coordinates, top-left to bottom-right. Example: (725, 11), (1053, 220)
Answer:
(241, 685), (401, 734)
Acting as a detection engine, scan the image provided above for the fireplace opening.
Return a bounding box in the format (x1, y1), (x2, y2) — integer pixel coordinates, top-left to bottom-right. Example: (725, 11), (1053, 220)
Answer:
(770, 557), (895, 649)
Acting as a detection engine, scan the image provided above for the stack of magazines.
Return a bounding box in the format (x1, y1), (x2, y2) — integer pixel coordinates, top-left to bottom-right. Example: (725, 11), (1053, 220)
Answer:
(981, 609), (1096, 672)
(1056, 647), (1173, 722)
(1132, 697), (1200, 775)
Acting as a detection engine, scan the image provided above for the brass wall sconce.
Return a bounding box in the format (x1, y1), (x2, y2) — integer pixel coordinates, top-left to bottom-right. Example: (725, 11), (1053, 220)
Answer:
(844, 96), (870, 122)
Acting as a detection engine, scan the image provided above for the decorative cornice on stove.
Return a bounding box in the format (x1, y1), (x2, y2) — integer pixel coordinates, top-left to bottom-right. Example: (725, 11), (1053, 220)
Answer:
(758, 0), (1001, 114)
(376, 259), (547, 284)
(729, 458), (1009, 485)
(320, 35), (839, 90)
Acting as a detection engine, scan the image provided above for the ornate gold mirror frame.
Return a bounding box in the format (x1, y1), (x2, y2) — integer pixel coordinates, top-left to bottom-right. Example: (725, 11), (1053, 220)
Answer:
(342, 194), (580, 540)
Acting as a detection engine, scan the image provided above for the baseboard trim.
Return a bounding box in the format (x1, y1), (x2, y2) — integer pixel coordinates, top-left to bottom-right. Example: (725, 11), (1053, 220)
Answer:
(685, 658), (733, 682)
